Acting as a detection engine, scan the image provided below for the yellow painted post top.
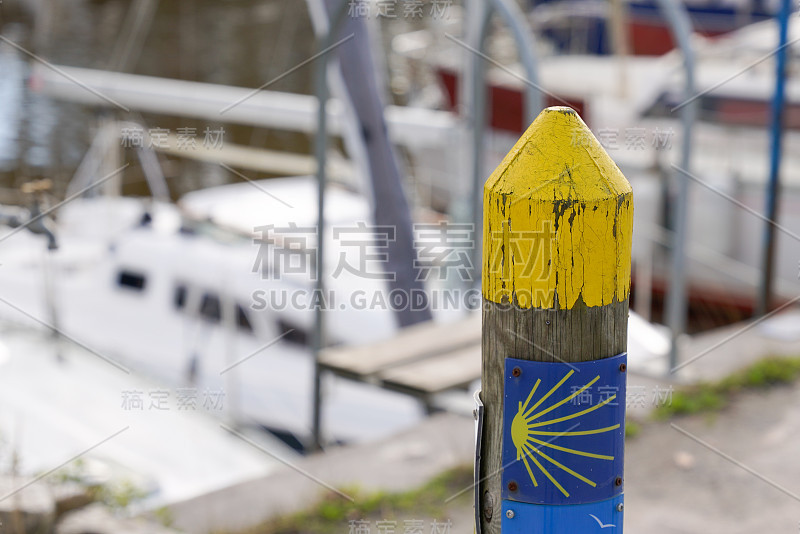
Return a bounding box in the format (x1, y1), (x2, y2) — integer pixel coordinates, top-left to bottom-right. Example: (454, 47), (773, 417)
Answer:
(482, 106), (633, 310)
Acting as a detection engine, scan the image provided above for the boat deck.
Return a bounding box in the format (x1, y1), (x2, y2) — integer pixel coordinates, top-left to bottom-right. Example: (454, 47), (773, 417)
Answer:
(319, 313), (482, 403)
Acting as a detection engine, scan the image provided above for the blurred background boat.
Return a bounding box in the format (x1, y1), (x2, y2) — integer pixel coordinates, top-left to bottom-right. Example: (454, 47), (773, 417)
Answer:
(529, 0), (780, 56)
(0, 158), (425, 449)
(392, 11), (800, 326)
(0, 0), (797, 521)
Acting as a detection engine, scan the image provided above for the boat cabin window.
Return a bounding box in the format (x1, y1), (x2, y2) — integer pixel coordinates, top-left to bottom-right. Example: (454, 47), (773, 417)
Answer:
(200, 293), (222, 323)
(176, 285), (255, 333)
(174, 284), (187, 309)
(117, 270), (147, 291)
(236, 304), (254, 334)
(278, 319), (308, 346)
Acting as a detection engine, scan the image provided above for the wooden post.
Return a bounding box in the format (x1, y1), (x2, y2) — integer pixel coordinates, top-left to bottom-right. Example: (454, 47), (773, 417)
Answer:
(479, 107), (633, 533)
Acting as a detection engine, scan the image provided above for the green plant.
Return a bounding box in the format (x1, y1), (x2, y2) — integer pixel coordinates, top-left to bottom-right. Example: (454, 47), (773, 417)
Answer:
(229, 465), (472, 534)
(625, 419), (641, 439)
(152, 505), (175, 527)
(91, 479), (148, 511)
(653, 355), (800, 420)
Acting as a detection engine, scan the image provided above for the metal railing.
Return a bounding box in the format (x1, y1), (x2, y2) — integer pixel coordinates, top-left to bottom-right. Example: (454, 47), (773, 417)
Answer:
(466, 0), (544, 287)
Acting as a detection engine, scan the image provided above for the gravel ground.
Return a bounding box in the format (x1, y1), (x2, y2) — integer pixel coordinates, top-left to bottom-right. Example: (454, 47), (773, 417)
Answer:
(623, 382), (800, 533)
(171, 379), (800, 533)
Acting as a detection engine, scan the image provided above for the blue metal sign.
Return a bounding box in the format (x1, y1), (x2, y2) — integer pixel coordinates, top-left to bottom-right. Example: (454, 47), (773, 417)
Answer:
(502, 495), (624, 533)
(501, 354), (626, 505)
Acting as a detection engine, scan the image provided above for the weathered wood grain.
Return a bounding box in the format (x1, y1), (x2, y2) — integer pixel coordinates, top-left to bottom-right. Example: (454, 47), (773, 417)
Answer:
(479, 107), (633, 533)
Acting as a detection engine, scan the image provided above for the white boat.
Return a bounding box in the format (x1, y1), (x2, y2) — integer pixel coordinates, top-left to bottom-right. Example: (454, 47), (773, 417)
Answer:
(394, 16), (800, 304)
(0, 173), (426, 448)
(0, 325), (296, 506)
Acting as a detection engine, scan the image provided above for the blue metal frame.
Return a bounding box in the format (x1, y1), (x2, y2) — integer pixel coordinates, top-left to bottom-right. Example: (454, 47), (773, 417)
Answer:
(502, 495), (624, 533)
(757, 0), (793, 315)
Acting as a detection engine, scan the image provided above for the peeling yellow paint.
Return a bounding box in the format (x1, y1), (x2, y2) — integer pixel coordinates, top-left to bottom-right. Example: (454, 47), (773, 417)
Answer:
(482, 106), (633, 309)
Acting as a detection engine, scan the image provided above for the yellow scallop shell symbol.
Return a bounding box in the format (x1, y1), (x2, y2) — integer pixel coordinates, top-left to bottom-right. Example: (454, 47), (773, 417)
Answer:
(511, 370), (620, 497)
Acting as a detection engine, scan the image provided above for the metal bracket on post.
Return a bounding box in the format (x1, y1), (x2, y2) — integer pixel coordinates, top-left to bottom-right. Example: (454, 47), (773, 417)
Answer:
(473, 389), (484, 534)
